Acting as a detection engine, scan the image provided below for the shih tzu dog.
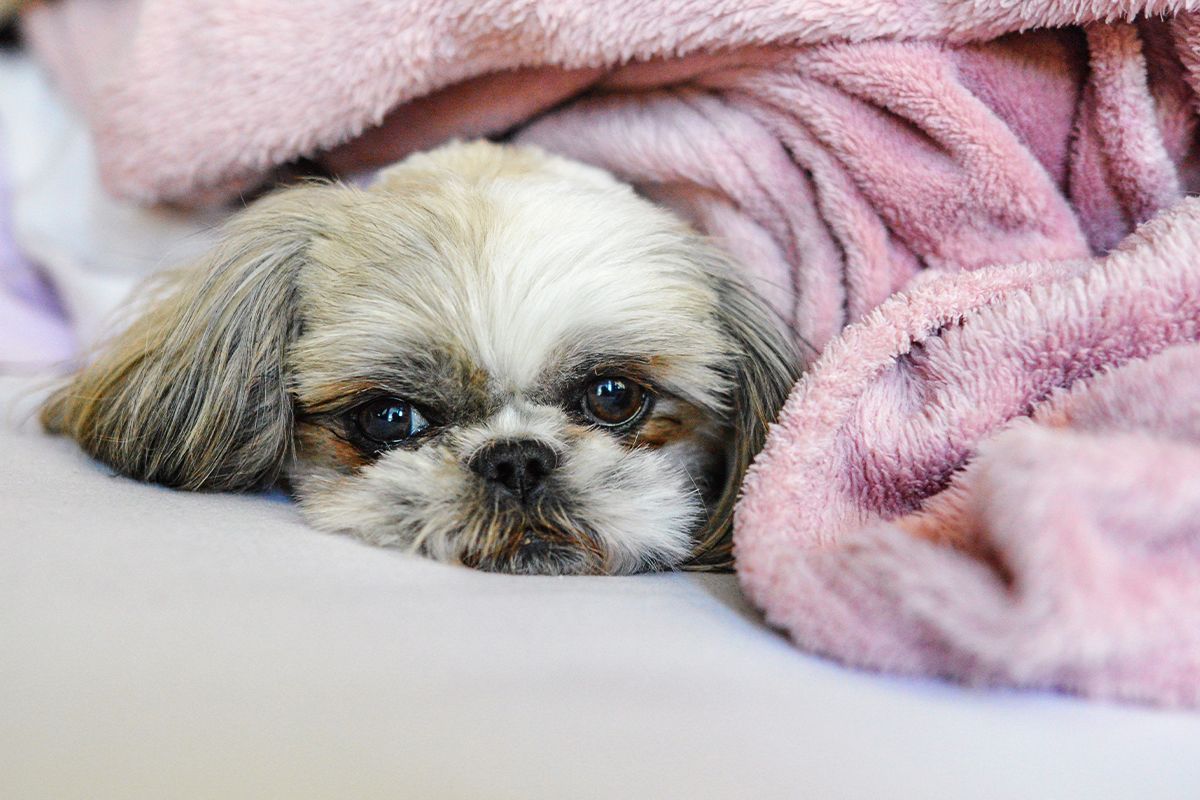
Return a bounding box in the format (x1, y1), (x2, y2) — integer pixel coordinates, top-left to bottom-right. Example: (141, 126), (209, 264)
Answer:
(41, 141), (798, 575)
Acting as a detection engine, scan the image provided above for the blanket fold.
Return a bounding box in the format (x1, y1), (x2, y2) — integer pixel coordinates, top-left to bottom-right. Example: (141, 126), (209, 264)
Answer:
(22, 2), (1200, 349)
(735, 201), (1200, 707)
(17, 0), (1200, 706)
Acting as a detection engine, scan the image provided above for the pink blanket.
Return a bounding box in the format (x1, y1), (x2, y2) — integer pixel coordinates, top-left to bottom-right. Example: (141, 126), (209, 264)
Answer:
(22, 0), (1200, 706)
(738, 203), (1200, 708)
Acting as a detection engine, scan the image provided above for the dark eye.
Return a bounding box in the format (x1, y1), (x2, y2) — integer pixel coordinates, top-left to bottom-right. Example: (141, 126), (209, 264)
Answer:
(581, 377), (649, 427)
(354, 396), (430, 444)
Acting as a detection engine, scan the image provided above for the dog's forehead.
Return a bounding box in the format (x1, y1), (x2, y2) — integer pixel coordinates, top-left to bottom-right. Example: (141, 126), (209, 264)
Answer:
(294, 173), (730, 405)
(454, 184), (726, 386)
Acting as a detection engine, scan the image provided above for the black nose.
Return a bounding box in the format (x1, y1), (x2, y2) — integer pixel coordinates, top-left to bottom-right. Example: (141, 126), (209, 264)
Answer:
(470, 440), (557, 501)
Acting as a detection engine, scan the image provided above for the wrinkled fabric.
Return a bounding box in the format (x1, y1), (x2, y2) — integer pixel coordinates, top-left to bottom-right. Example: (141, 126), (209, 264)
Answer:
(736, 202), (1200, 708)
(19, 2), (1200, 347)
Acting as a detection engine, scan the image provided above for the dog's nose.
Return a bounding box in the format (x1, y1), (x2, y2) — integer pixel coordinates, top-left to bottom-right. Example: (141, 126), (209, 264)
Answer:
(469, 440), (557, 501)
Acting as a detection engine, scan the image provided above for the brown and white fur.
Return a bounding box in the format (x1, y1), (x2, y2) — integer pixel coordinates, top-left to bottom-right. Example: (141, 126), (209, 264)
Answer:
(41, 141), (798, 575)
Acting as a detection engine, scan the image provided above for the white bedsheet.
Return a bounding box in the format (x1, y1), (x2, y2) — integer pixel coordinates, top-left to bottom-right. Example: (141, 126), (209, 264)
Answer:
(2, 376), (1199, 799)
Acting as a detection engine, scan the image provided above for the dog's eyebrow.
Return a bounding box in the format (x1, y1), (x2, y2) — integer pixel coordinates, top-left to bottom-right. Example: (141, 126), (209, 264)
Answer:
(295, 378), (399, 415)
(554, 352), (659, 382)
(293, 347), (494, 423)
(529, 351), (670, 403)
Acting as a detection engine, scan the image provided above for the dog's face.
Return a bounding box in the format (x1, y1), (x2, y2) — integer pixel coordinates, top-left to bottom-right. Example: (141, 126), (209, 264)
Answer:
(42, 142), (797, 574)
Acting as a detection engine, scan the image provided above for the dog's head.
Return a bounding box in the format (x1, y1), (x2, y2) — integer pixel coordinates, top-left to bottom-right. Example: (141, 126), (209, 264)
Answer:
(42, 141), (798, 574)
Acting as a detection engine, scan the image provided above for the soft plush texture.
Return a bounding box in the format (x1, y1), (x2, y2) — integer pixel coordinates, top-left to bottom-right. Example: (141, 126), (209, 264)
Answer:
(19, 1), (1200, 349)
(14, 0), (1200, 706)
(736, 201), (1200, 708)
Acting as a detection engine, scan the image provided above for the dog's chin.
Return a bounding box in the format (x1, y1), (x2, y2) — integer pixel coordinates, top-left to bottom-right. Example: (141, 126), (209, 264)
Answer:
(291, 438), (705, 575)
(459, 515), (606, 576)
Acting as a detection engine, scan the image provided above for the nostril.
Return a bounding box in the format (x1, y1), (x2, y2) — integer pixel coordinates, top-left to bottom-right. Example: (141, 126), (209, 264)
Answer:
(524, 449), (553, 480)
(493, 460), (516, 487)
(470, 440), (558, 501)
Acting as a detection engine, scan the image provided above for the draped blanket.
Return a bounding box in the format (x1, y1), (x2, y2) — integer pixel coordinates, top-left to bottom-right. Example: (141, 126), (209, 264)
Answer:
(20, 0), (1200, 706)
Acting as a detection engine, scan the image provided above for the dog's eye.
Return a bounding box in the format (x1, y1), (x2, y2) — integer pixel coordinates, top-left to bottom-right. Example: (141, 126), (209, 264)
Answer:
(582, 377), (649, 427)
(355, 396), (429, 444)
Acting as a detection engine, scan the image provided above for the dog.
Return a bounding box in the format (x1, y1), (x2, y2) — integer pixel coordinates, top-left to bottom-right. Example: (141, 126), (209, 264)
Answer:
(41, 141), (799, 575)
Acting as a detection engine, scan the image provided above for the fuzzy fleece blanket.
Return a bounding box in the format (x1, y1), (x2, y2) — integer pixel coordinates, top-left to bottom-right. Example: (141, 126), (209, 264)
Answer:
(19, 0), (1200, 706)
(738, 203), (1200, 709)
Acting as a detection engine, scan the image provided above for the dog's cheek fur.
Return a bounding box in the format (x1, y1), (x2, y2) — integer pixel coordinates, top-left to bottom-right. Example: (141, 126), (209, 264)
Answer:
(294, 421), (369, 474)
(291, 443), (474, 555)
(553, 433), (701, 572)
(682, 266), (802, 569)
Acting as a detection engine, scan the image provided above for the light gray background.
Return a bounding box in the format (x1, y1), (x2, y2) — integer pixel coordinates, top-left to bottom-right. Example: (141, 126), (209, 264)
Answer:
(3, 377), (1198, 799)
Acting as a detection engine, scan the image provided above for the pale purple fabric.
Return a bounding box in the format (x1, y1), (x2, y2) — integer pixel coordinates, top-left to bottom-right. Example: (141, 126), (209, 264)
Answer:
(0, 126), (74, 369)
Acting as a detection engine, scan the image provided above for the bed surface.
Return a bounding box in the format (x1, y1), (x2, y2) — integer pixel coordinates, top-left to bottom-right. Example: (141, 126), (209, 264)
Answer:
(3, 375), (1198, 799)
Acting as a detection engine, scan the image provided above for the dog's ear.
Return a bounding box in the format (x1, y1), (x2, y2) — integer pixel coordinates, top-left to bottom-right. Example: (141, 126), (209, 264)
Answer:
(41, 185), (334, 491)
(688, 270), (802, 570)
